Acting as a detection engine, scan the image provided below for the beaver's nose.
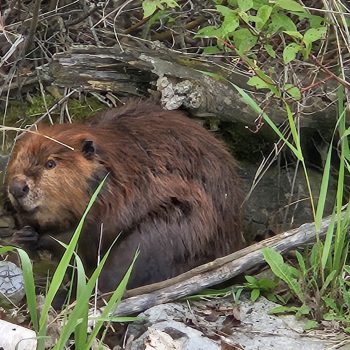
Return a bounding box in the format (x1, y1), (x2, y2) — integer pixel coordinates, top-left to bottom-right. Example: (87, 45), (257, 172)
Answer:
(9, 178), (29, 199)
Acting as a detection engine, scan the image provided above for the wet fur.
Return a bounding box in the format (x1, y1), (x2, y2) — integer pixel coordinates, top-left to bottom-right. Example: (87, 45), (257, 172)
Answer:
(6, 101), (245, 293)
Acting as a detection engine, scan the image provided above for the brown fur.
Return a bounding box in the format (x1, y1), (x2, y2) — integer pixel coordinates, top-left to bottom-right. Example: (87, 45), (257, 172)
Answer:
(5, 101), (245, 293)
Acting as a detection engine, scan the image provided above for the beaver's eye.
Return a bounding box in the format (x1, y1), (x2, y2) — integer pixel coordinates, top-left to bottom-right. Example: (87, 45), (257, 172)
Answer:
(45, 160), (56, 169)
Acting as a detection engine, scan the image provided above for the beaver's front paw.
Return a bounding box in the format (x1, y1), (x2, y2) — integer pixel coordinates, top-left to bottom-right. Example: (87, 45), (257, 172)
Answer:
(11, 226), (39, 251)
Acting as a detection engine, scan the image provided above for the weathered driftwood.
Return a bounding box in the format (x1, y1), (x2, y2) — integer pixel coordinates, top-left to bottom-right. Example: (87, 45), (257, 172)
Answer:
(112, 214), (332, 316)
(50, 41), (337, 130)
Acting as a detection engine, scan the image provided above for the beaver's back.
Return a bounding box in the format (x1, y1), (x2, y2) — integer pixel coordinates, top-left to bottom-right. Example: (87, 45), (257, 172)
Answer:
(90, 102), (244, 261)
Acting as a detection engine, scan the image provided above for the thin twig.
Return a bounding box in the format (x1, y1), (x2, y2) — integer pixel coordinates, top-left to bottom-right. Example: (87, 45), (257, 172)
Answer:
(311, 55), (350, 90)
(23, 0), (42, 54)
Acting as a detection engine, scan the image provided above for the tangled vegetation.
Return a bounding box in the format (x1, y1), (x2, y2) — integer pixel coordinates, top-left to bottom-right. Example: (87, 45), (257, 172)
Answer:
(1, 0), (350, 347)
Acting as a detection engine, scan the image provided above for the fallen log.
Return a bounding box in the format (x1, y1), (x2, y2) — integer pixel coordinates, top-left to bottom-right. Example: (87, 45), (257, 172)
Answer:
(50, 41), (337, 130)
(113, 213), (334, 316)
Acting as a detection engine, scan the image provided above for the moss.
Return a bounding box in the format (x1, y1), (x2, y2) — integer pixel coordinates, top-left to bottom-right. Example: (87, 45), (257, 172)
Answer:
(1, 94), (106, 126)
(67, 96), (106, 121)
(27, 95), (57, 117)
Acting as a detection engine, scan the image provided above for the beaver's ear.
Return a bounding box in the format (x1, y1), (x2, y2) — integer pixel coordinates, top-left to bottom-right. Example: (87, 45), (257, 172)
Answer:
(81, 140), (95, 159)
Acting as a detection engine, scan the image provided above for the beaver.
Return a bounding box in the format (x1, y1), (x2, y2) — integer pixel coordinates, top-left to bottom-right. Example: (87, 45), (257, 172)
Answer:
(5, 101), (245, 297)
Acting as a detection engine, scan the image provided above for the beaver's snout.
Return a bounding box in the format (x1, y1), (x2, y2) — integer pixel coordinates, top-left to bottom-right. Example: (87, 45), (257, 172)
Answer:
(9, 177), (29, 199)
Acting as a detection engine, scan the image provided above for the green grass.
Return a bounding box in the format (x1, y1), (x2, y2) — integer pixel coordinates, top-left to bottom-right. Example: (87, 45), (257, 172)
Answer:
(231, 80), (350, 329)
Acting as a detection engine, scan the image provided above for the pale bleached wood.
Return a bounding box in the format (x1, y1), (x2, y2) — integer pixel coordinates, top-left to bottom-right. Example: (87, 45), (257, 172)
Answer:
(112, 215), (332, 316)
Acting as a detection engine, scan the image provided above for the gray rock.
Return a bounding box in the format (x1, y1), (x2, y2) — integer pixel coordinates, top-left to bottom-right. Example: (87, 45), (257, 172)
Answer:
(127, 303), (220, 350)
(229, 297), (332, 350)
(241, 163), (336, 242)
(126, 298), (347, 350)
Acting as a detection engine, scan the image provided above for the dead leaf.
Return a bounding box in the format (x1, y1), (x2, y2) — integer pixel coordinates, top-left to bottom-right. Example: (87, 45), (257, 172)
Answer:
(221, 339), (244, 350)
(204, 311), (219, 322)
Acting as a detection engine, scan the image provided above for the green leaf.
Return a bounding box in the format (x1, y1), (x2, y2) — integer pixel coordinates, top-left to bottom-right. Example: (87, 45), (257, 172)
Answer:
(283, 30), (303, 39)
(268, 305), (301, 314)
(221, 13), (239, 36)
(195, 26), (222, 38)
(276, 0), (305, 12)
(276, 294), (286, 304)
(323, 297), (338, 312)
(284, 83), (301, 100)
(142, 0), (179, 18)
(268, 13), (297, 34)
(239, 11), (249, 23)
(320, 270), (337, 295)
(203, 46), (223, 54)
(256, 5), (272, 30)
(247, 15), (262, 24)
(143, 0), (157, 17)
(262, 247), (304, 301)
(303, 27), (327, 45)
(216, 3), (240, 37)
(245, 275), (257, 285)
(232, 28), (257, 53)
(251, 289), (260, 302)
(253, 0), (269, 8)
(296, 304), (311, 317)
(258, 278), (277, 290)
(216, 5), (235, 17)
(142, 9), (167, 38)
(247, 76), (271, 89)
(266, 292), (278, 302)
(310, 241), (322, 269)
(249, 70), (280, 94)
(295, 251), (306, 277)
(304, 320), (319, 330)
(73, 254), (88, 347)
(196, 7), (239, 39)
(283, 42), (301, 64)
(238, 0), (253, 11)
(264, 44), (276, 58)
(309, 14), (325, 27)
(302, 27), (327, 58)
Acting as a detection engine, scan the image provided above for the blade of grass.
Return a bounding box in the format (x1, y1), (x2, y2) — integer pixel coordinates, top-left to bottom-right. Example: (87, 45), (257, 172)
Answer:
(285, 103), (302, 158)
(321, 212), (335, 271)
(16, 248), (39, 332)
(227, 81), (300, 156)
(86, 250), (139, 348)
(53, 241), (116, 349)
(73, 253), (88, 348)
(38, 175), (108, 345)
(315, 137), (333, 233)
(333, 87), (348, 272)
